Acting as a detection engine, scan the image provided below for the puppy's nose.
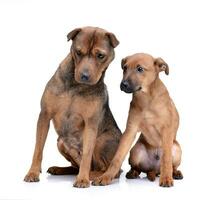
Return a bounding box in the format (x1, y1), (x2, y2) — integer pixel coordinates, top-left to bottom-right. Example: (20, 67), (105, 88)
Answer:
(81, 72), (90, 81)
(120, 80), (132, 93)
(120, 80), (130, 89)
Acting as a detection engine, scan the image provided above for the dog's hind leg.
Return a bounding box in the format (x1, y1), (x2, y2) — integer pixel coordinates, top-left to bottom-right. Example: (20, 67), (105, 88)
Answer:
(126, 167), (141, 179)
(47, 166), (79, 175)
(147, 171), (156, 181)
(47, 136), (81, 175)
(172, 140), (183, 180)
(92, 131), (121, 174)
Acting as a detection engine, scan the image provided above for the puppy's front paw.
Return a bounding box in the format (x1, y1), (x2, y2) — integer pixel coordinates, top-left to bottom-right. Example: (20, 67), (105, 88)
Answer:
(73, 177), (90, 188)
(92, 174), (113, 186)
(159, 176), (174, 187)
(24, 171), (40, 182)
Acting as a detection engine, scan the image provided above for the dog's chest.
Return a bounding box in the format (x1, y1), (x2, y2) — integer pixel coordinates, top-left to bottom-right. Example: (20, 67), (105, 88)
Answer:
(52, 92), (101, 134)
(140, 110), (162, 147)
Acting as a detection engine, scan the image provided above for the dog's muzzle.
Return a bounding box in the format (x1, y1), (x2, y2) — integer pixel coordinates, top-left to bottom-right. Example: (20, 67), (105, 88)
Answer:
(81, 71), (90, 82)
(120, 80), (142, 94)
(120, 80), (133, 93)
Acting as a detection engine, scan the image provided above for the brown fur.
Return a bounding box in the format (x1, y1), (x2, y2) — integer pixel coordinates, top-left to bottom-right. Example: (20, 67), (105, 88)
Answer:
(92, 53), (183, 187)
(24, 27), (121, 188)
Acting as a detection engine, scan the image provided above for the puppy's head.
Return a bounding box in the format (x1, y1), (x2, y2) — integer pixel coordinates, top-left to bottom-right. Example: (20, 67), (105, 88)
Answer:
(120, 53), (169, 94)
(67, 26), (119, 85)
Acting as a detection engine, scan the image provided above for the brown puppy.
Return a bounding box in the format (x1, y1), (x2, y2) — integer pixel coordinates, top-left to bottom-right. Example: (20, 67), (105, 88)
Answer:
(24, 26), (121, 188)
(92, 53), (183, 187)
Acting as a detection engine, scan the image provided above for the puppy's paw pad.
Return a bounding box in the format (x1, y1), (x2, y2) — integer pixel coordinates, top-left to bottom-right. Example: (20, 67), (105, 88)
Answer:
(92, 175), (112, 186)
(173, 170), (183, 180)
(159, 176), (174, 187)
(24, 172), (40, 182)
(73, 178), (90, 188)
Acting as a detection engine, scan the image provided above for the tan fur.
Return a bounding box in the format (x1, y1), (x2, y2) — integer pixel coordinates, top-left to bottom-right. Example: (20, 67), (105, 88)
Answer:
(92, 53), (183, 187)
(24, 27), (121, 188)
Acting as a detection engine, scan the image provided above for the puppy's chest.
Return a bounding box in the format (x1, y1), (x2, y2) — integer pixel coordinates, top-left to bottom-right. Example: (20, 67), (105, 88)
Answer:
(140, 110), (159, 132)
(139, 109), (162, 147)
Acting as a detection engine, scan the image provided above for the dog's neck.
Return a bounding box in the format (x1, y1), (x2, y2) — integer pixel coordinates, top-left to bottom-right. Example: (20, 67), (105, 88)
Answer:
(132, 78), (168, 108)
(59, 54), (106, 97)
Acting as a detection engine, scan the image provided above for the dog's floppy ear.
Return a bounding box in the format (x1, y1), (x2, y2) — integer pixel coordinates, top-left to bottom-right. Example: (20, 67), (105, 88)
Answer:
(154, 57), (169, 75)
(121, 58), (127, 69)
(106, 32), (119, 48)
(67, 28), (82, 41)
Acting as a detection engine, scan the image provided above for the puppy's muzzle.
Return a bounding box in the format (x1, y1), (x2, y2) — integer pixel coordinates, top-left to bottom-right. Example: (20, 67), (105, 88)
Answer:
(120, 80), (142, 94)
(120, 80), (133, 93)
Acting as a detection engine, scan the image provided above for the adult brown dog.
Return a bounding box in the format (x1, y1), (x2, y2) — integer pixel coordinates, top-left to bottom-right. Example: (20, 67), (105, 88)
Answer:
(24, 26), (121, 188)
(92, 53), (183, 187)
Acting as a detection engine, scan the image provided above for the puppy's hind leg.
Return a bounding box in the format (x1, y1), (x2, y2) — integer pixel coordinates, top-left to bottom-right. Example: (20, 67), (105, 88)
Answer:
(172, 140), (183, 180)
(173, 168), (183, 180)
(126, 141), (148, 179)
(147, 171), (156, 182)
(126, 167), (141, 179)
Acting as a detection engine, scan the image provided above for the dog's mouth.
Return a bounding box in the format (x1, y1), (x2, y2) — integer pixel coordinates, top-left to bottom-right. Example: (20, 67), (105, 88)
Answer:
(120, 81), (142, 94)
(125, 86), (142, 94)
(76, 79), (95, 85)
(75, 74), (101, 86)
(132, 86), (142, 94)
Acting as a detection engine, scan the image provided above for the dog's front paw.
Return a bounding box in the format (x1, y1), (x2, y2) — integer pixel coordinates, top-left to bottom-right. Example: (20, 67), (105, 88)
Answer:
(92, 174), (113, 186)
(159, 176), (174, 187)
(24, 171), (40, 182)
(73, 177), (90, 188)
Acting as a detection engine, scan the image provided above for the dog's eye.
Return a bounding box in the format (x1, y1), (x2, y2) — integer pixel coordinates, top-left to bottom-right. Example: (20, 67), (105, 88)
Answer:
(123, 65), (127, 72)
(136, 65), (144, 73)
(97, 53), (105, 59)
(76, 50), (82, 56)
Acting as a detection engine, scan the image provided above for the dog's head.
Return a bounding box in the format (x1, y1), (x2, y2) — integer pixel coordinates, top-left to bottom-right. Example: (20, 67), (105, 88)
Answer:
(67, 26), (119, 85)
(120, 53), (169, 94)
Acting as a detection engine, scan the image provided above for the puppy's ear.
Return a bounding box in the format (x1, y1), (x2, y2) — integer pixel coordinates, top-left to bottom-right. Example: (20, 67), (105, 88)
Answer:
(67, 28), (82, 41)
(154, 57), (169, 75)
(121, 58), (127, 69)
(106, 32), (119, 48)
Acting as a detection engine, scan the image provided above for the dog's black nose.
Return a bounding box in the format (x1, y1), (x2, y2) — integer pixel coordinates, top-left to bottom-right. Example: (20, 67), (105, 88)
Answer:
(81, 72), (90, 81)
(121, 80), (129, 89)
(120, 80), (132, 93)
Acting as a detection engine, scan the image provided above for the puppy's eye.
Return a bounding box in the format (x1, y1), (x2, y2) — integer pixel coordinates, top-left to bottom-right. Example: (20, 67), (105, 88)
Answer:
(76, 50), (82, 56)
(136, 65), (144, 73)
(97, 53), (105, 59)
(123, 65), (127, 72)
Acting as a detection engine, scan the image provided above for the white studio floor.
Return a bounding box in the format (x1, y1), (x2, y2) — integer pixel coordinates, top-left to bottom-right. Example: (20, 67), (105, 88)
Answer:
(0, 155), (197, 200)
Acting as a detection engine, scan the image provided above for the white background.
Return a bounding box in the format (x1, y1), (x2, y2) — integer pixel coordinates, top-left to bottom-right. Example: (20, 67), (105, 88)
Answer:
(0, 0), (199, 199)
